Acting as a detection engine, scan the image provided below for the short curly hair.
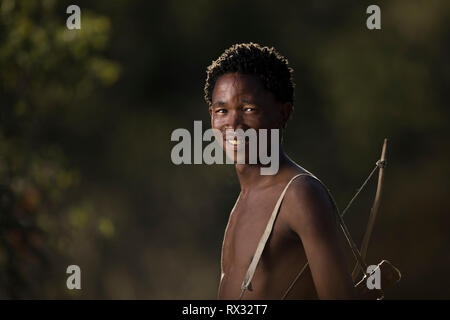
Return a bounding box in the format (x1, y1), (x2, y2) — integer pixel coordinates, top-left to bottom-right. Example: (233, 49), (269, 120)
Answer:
(204, 43), (295, 106)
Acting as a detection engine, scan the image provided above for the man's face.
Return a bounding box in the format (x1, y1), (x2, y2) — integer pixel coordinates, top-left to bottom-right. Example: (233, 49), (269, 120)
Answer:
(209, 72), (291, 163)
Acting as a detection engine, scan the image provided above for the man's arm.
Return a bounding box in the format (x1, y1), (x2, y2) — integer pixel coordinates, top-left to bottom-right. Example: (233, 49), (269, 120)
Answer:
(284, 175), (355, 299)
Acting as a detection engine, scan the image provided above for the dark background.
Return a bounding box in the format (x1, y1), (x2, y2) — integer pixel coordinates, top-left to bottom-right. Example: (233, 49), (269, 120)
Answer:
(0, 0), (449, 299)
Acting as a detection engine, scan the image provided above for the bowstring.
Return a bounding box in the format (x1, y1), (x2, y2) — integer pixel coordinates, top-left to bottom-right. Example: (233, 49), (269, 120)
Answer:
(341, 164), (379, 219)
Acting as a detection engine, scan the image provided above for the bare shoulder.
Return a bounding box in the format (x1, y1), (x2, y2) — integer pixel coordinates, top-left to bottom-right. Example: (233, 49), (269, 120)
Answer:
(282, 174), (338, 235)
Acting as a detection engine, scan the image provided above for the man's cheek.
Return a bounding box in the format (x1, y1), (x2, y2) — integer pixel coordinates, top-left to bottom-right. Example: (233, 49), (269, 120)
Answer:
(211, 117), (222, 128)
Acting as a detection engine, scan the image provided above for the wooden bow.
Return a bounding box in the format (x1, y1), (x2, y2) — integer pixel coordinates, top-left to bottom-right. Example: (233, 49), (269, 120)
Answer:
(351, 138), (388, 281)
(281, 138), (401, 299)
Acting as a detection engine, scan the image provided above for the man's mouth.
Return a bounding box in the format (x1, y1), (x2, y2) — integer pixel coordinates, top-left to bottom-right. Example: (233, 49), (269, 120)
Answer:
(226, 138), (244, 146)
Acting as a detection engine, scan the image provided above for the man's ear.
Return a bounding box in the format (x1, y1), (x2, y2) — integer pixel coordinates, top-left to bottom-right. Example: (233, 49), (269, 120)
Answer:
(280, 102), (293, 128)
(209, 106), (213, 118)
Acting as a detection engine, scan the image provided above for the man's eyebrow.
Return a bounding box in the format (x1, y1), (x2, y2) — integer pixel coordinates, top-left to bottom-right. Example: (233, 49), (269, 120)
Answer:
(241, 99), (259, 106)
(211, 101), (226, 107)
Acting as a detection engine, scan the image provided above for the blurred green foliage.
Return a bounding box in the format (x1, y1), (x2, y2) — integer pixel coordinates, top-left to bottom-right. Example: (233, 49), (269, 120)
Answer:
(0, 0), (449, 298)
(0, 0), (119, 298)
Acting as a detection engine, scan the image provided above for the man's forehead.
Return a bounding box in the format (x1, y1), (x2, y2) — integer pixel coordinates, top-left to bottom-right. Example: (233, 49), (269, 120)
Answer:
(212, 73), (265, 102)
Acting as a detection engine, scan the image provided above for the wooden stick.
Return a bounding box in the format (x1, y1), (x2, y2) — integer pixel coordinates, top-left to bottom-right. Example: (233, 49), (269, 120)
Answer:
(352, 138), (388, 280)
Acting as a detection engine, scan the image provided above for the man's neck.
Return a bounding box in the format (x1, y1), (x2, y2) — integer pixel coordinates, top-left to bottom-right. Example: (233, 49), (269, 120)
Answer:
(235, 148), (291, 193)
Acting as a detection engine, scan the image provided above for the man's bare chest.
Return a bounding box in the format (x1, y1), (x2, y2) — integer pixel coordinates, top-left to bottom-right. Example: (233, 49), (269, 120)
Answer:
(221, 191), (298, 274)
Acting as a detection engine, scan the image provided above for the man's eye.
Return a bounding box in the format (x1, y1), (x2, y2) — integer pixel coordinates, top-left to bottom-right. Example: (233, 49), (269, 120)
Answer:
(244, 107), (255, 112)
(216, 109), (227, 114)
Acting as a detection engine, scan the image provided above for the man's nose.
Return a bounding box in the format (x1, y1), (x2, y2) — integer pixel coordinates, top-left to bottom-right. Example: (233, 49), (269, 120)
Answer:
(226, 109), (244, 130)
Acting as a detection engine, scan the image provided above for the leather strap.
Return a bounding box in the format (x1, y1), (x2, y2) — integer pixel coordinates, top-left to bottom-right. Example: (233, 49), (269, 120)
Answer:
(239, 173), (312, 299)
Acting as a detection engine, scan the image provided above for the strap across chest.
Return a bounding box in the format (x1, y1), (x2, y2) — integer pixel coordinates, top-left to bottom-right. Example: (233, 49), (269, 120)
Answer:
(238, 173), (317, 299)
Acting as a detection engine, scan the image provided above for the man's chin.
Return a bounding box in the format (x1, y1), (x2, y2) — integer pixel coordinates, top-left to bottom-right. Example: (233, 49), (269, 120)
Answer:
(224, 150), (250, 164)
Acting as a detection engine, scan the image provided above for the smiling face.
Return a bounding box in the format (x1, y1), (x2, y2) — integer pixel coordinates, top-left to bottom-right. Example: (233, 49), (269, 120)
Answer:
(209, 72), (292, 163)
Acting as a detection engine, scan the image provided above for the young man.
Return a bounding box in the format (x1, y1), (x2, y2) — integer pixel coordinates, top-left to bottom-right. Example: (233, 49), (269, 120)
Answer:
(204, 43), (355, 299)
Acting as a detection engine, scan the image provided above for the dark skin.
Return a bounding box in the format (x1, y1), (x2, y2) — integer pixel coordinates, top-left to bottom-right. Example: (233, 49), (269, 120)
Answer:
(209, 73), (355, 299)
